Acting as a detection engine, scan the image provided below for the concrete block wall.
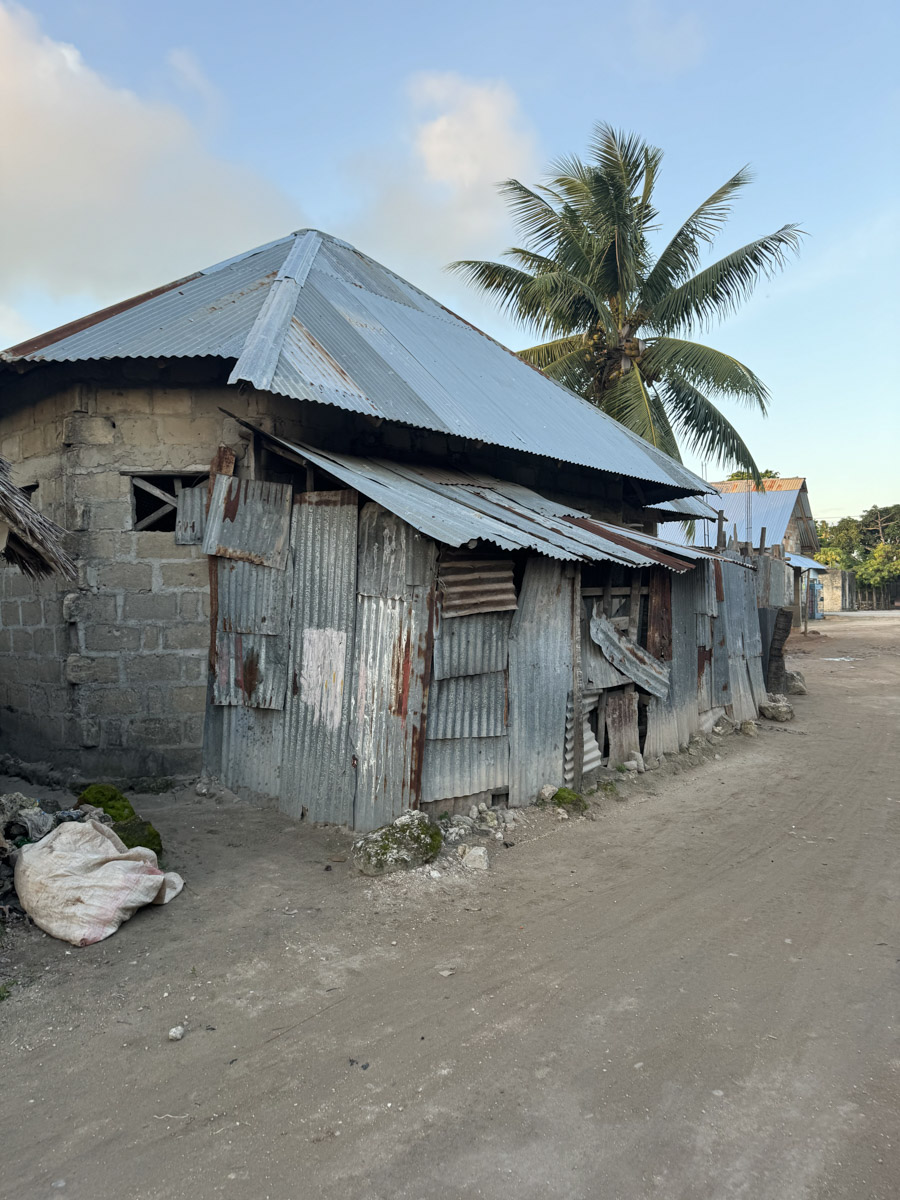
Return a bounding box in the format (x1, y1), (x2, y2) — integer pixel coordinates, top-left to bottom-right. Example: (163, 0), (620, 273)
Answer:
(0, 380), (283, 783)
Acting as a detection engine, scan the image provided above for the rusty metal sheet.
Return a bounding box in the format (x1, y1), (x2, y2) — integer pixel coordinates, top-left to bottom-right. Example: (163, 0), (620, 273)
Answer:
(432, 610), (512, 680)
(589, 608), (670, 699)
(357, 501), (437, 598)
(711, 614), (732, 708)
(646, 568), (673, 661)
(216, 558), (284, 634)
(420, 736), (509, 803)
(508, 558), (573, 805)
(351, 509), (437, 831)
(426, 672), (507, 740)
(213, 631), (287, 709)
(202, 476), (293, 569)
(605, 688), (640, 767)
(720, 555), (757, 723)
(175, 484), (207, 545)
(582, 631), (629, 690)
(669, 569), (703, 748)
(437, 552), (517, 618)
(697, 613), (713, 713)
(280, 490), (359, 825)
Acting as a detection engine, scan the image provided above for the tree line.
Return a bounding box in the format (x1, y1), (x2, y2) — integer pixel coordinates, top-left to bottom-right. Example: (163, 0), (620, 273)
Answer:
(816, 506), (900, 585)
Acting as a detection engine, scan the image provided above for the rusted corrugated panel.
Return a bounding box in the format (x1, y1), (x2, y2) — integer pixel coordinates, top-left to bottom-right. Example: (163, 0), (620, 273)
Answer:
(710, 614), (732, 707)
(357, 501), (436, 599)
(175, 484), (207, 545)
(437, 552), (517, 618)
(420, 736), (509, 803)
(213, 631), (287, 709)
(582, 633), (629, 689)
(508, 558), (573, 805)
(432, 611), (512, 680)
(426, 672), (507, 740)
(280, 490), (359, 825)
(202, 476), (293, 569)
(697, 613), (713, 713)
(216, 559), (284, 634)
(351, 509), (437, 831)
(588, 608), (670, 699)
(646, 568), (673, 661)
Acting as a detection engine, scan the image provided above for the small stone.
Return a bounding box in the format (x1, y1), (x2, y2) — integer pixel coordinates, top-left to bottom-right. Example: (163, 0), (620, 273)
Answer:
(623, 760), (639, 772)
(460, 845), (489, 870)
(759, 694), (794, 722)
(429, 869), (442, 879)
(740, 721), (758, 737)
(538, 785), (557, 804)
(478, 801), (488, 813)
(351, 811), (443, 876)
(168, 1025), (185, 1041)
(468, 806), (479, 820)
(495, 832), (503, 840)
(784, 670), (807, 696)
(712, 715), (735, 736)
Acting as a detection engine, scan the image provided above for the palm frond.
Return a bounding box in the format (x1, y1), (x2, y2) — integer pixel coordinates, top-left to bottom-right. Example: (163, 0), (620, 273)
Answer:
(496, 179), (568, 254)
(642, 337), (769, 410)
(661, 375), (762, 479)
(651, 225), (805, 332)
(643, 166), (753, 300)
(588, 123), (661, 194)
(602, 365), (680, 458)
(518, 335), (586, 371)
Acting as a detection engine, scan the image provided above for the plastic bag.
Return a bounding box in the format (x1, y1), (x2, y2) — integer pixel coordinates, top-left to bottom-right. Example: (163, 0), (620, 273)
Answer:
(14, 819), (183, 946)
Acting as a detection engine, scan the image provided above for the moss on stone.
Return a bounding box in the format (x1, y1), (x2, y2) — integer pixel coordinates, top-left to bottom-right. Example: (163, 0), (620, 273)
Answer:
(77, 784), (136, 824)
(112, 817), (163, 858)
(550, 787), (588, 813)
(352, 811), (443, 877)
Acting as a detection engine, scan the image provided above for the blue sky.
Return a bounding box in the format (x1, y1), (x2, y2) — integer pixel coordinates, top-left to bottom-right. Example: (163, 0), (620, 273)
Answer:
(1, 0), (897, 519)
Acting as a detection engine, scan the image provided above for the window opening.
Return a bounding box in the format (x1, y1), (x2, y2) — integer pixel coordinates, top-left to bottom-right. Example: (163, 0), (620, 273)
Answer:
(130, 473), (208, 532)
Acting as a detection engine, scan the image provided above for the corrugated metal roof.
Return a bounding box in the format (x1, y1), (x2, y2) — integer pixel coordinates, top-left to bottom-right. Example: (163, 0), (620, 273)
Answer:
(3, 229), (713, 497)
(786, 554), (827, 573)
(250, 425), (725, 574)
(662, 487), (803, 549)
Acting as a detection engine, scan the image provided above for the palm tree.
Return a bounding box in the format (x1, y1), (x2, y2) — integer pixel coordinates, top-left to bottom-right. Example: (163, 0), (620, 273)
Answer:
(449, 124), (804, 479)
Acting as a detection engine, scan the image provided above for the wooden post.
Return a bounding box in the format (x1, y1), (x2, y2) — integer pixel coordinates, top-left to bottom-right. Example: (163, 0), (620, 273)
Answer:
(716, 509), (726, 551)
(758, 526), (767, 555)
(206, 446), (236, 672)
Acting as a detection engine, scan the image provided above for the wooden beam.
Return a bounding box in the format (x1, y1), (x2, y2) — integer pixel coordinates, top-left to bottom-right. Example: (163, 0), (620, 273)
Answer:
(132, 476), (178, 507)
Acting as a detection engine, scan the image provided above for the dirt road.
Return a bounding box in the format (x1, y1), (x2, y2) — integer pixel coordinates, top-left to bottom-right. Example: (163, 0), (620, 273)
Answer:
(3, 612), (899, 1200)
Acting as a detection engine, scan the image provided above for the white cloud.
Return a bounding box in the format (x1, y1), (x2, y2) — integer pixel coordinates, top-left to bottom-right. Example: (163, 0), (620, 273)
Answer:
(0, 4), (300, 346)
(345, 71), (538, 334)
(166, 46), (223, 122)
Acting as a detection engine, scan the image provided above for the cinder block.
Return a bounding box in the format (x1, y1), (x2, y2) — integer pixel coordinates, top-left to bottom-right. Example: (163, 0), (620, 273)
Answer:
(88, 687), (141, 716)
(123, 592), (178, 622)
(163, 622), (208, 651)
(12, 629), (33, 654)
(171, 685), (207, 714)
(79, 719), (101, 748)
(131, 717), (183, 745)
(66, 654), (120, 685)
(125, 655), (183, 682)
(82, 624), (142, 653)
(97, 563), (153, 591)
(141, 627), (162, 652)
(63, 414), (116, 446)
(19, 599), (42, 626)
(181, 715), (205, 745)
(181, 654), (209, 682)
(32, 627), (57, 657)
(84, 499), (131, 532)
(160, 561), (206, 589)
(1, 599), (21, 626)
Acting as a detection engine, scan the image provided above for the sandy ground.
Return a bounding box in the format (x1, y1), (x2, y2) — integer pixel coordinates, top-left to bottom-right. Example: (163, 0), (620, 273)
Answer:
(2, 611), (899, 1200)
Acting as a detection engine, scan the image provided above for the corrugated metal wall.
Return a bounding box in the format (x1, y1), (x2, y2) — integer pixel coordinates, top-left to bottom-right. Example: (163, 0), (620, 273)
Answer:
(279, 490), (359, 824)
(421, 608), (513, 804)
(351, 504), (437, 831)
(508, 558), (574, 805)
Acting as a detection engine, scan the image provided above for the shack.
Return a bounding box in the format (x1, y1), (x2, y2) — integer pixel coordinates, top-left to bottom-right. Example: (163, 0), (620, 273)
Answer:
(0, 228), (765, 821)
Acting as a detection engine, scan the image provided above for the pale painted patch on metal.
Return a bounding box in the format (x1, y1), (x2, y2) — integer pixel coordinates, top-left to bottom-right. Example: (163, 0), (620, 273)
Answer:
(300, 627), (347, 732)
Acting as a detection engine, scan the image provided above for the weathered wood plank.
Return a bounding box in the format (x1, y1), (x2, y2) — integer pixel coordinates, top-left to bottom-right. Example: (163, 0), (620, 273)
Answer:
(606, 688), (640, 767)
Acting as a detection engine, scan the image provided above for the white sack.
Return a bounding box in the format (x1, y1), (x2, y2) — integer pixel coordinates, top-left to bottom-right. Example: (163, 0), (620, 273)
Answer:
(14, 819), (183, 946)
